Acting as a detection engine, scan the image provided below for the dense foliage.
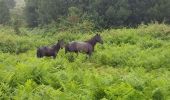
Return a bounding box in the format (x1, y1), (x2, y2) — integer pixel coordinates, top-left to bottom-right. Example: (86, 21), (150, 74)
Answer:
(24, 0), (170, 28)
(0, 0), (10, 25)
(0, 0), (15, 25)
(0, 24), (170, 99)
(1, 0), (170, 28)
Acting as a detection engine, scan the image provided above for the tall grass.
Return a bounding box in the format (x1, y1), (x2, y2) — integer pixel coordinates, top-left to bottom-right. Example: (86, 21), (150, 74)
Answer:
(0, 23), (170, 99)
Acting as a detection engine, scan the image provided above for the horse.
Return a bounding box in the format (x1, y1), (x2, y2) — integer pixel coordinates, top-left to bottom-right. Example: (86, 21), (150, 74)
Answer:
(37, 39), (65, 59)
(65, 34), (103, 56)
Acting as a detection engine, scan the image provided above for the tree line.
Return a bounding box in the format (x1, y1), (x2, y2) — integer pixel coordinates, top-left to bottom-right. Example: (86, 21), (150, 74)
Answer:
(1, 0), (170, 28)
(0, 0), (15, 24)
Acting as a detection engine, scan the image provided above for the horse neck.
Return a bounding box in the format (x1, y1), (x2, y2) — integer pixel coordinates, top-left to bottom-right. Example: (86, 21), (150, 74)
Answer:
(86, 37), (97, 47)
(52, 43), (60, 52)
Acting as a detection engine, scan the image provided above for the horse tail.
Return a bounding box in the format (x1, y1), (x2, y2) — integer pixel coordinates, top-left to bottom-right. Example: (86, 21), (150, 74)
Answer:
(37, 48), (41, 58)
(65, 44), (68, 54)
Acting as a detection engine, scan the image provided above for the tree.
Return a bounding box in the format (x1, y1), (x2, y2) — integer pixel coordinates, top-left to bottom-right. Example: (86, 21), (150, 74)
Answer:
(5, 0), (16, 9)
(0, 0), (10, 25)
(105, 0), (131, 27)
(24, 0), (39, 27)
(23, 0), (170, 28)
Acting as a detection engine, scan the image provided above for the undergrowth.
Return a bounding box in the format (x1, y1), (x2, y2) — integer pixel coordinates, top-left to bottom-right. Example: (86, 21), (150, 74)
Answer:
(0, 23), (170, 100)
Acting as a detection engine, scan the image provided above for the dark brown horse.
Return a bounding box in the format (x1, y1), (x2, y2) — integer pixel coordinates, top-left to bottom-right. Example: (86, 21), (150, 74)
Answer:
(37, 39), (65, 58)
(65, 34), (103, 56)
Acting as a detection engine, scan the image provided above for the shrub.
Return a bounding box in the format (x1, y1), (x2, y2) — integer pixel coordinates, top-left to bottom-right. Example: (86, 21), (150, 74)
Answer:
(0, 24), (170, 99)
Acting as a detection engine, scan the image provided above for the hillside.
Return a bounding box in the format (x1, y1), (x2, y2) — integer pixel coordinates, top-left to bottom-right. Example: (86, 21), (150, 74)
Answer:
(0, 24), (170, 99)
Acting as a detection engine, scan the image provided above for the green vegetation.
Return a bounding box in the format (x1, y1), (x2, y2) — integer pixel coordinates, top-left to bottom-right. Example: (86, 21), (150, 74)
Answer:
(24, 0), (170, 28)
(0, 0), (15, 24)
(0, 24), (170, 99)
(2, 0), (170, 28)
(1, 0), (170, 99)
(0, 0), (10, 25)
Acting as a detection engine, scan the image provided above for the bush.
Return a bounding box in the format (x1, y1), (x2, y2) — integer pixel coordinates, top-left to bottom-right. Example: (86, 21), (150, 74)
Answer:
(0, 24), (170, 99)
(104, 82), (144, 100)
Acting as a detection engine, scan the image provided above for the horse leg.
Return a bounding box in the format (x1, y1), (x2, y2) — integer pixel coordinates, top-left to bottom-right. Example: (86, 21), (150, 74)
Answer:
(65, 46), (69, 54)
(92, 47), (94, 52)
(53, 53), (56, 59)
(75, 51), (79, 56)
(65, 50), (68, 54)
(53, 55), (56, 59)
(88, 51), (92, 57)
(86, 51), (92, 59)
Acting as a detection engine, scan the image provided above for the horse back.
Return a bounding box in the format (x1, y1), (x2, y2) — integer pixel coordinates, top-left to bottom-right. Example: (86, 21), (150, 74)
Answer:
(67, 41), (92, 53)
(37, 46), (55, 56)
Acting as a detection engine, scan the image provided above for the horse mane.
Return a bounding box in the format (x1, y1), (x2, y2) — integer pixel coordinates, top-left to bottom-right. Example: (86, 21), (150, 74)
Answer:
(85, 35), (97, 47)
(52, 42), (60, 52)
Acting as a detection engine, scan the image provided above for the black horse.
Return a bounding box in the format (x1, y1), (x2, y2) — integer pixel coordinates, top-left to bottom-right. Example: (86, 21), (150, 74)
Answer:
(37, 39), (65, 58)
(65, 34), (103, 56)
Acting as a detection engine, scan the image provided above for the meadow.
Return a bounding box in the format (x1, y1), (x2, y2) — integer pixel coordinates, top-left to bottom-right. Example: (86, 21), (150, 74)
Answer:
(0, 24), (170, 100)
